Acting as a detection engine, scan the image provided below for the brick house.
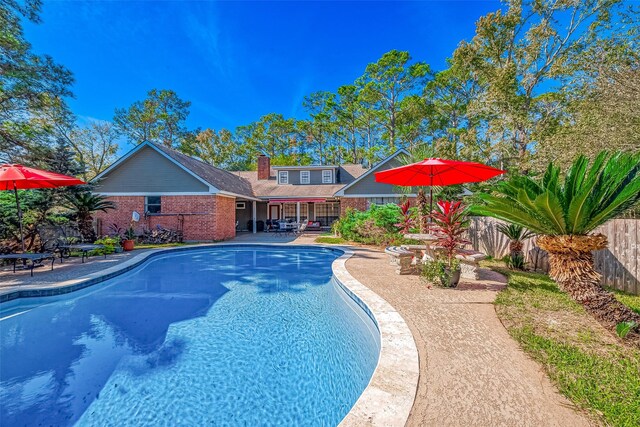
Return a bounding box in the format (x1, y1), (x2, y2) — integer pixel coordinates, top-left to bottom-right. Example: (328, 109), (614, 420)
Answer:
(92, 142), (414, 241)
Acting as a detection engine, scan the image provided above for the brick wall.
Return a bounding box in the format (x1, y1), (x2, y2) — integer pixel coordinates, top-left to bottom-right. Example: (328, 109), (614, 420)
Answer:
(95, 196), (145, 236)
(339, 197), (368, 215)
(211, 195), (237, 241)
(94, 195), (237, 241)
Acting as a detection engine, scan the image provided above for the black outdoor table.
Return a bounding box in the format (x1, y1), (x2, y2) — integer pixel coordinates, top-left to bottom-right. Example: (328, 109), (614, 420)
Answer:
(0, 253), (56, 277)
(58, 244), (106, 263)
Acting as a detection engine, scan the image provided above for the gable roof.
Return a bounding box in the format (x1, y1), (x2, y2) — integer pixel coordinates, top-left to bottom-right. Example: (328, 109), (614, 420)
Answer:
(92, 142), (257, 200)
(334, 149), (409, 197)
(93, 142), (407, 200)
(151, 144), (256, 198)
(231, 164), (367, 199)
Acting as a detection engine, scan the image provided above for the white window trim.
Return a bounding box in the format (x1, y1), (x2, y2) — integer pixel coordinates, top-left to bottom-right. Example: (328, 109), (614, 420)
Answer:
(300, 170), (310, 184)
(236, 202), (246, 209)
(145, 195), (162, 214)
(278, 170), (289, 184)
(322, 169), (333, 184)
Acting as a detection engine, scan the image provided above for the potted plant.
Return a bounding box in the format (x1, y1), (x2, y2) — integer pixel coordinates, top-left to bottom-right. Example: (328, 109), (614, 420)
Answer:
(122, 226), (136, 251)
(430, 200), (470, 287)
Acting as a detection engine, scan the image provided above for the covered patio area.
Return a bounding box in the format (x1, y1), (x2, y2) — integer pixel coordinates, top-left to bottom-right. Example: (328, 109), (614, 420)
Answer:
(235, 197), (341, 233)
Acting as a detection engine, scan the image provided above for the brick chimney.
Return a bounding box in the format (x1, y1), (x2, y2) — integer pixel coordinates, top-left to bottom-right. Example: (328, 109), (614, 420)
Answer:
(257, 154), (270, 180)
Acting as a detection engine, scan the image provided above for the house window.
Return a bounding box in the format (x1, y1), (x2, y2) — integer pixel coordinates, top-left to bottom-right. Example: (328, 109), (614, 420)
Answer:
(236, 202), (246, 209)
(367, 197), (402, 207)
(145, 196), (161, 214)
(278, 171), (289, 184)
(314, 202), (340, 226)
(283, 203), (296, 219)
(300, 170), (310, 184)
(283, 203), (309, 221)
(322, 169), (333, 184)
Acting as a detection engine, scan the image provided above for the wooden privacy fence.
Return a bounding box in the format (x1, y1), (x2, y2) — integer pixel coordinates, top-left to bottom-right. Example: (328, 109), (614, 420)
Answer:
(467, 217), (640, 296)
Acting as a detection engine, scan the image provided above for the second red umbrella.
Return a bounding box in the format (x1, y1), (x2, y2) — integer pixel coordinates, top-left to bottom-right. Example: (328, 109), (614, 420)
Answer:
(0, 164), (85, 251)
(374, 158), (505, 221)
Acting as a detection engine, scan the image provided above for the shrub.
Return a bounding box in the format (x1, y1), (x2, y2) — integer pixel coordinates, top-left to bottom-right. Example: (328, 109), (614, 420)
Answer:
(421, 258), (461, 287)
(333, 204), (404, 245)
(431, 200), (470, 268)
(93, 235), (121, 254)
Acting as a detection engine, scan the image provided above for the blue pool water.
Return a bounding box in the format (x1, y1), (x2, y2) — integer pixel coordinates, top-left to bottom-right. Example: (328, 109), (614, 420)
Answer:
(0, 246), (380, 426)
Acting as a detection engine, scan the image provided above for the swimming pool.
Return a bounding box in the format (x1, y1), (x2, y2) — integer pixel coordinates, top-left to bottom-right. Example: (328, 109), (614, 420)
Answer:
(0, 246), (380, 426)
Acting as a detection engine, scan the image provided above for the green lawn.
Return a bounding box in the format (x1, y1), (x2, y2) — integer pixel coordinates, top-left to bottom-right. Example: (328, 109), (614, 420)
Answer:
(493, 267), (640, 426)
(314, 236), (348, 244)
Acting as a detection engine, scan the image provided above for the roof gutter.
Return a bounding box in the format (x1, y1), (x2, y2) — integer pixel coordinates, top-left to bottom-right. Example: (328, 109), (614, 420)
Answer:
(216, 191), (261, 202)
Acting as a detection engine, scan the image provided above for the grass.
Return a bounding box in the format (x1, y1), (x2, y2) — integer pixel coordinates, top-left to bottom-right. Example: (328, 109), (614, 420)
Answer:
(314, 236), (348, 244)
(609, 288), (640, 315)
(493, 267), (640, 426)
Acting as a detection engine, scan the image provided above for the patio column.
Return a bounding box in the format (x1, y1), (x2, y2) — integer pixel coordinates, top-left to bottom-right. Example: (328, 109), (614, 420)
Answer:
(252, 201), (257, 234)
(296, 202), (300, 224)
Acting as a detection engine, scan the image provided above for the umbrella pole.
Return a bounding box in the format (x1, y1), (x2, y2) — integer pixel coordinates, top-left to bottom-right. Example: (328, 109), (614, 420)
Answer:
(428, 173), (434, 232)
(14, 183), (25, 252)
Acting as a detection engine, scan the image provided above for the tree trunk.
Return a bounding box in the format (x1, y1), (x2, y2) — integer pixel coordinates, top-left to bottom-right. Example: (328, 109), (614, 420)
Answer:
(78, 216), (96, 242)
(538, 234), (640, 345)
(416, 189), (428, 233)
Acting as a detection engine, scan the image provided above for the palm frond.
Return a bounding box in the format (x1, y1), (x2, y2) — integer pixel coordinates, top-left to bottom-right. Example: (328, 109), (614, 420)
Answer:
(472, 151), (640, 236)
(496, 223), (535, 241)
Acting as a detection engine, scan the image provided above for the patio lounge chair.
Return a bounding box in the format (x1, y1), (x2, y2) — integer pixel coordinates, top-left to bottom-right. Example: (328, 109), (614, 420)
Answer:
(0, 253), (56, 277)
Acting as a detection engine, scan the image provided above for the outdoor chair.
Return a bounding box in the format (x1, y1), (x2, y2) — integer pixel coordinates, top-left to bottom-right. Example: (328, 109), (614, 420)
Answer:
(274, 221), (294, 237)
(296, 222), (307, 236)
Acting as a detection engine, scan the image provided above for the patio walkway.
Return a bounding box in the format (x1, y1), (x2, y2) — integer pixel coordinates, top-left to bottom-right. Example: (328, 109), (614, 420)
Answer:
(344, 246), (591, 427)
(0, 235), (591, 425)
(0, 251), (145, 293)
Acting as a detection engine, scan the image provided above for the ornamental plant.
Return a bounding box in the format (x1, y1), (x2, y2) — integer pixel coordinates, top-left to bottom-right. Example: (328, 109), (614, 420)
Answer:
(431, 200), (470, 269)
(395, 199), (414, 233)
(472, 151), (640, 342)
(64, 192), (115, 242)
(496, 223), (535, 270)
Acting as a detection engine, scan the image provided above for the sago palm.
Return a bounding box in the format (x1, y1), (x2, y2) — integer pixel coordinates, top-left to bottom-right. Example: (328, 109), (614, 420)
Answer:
(496, 223), (535, 255)
(65, 192), (115, 241)
(473, 151), (640, 340)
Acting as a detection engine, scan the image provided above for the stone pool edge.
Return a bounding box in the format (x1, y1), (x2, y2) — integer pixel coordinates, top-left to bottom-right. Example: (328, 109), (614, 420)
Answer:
(332, 248), (419, 427)
(0, 243), (420, 426)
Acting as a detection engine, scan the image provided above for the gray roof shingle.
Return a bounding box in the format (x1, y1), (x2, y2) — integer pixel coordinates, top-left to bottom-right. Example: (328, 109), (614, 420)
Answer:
(231, 164), (368, 199)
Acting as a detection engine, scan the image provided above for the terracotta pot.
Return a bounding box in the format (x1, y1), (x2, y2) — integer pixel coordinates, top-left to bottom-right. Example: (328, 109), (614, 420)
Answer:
(122, 239), (135, 251)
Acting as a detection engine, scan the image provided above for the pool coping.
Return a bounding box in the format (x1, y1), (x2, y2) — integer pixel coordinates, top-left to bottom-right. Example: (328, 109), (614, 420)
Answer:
(0, 243), (419, 426)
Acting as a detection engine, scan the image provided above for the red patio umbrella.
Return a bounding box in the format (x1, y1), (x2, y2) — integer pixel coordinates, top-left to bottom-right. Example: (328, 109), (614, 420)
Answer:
(0, 164), (86, 251)
(375, 158), (505, 221)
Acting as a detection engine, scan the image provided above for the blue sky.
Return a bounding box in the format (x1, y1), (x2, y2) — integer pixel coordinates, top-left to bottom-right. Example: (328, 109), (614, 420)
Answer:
(25, 1), (500, 133)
